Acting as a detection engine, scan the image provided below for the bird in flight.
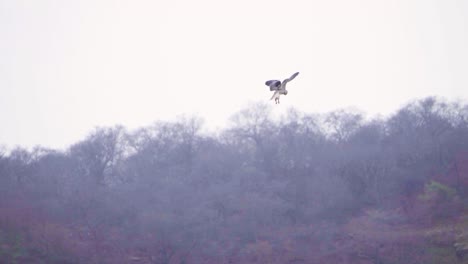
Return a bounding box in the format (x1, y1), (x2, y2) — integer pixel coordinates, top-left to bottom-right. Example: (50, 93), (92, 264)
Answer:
(265, 72), (300, 104)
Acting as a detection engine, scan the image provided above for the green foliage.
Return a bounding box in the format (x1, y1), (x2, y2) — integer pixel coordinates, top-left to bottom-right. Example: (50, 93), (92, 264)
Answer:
(427, 246), (459, 264)
(0, 227), (80, 264)
(420, 180), (457, 201)
(0, 230), (28, 264)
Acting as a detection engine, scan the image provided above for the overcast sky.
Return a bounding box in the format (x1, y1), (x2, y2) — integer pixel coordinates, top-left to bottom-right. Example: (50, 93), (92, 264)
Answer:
(1, 0), (467, 149)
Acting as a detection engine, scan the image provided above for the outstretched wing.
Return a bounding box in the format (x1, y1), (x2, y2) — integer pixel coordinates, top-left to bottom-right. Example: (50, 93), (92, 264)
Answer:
(265, 80), (281, 91)
(280, 72), (300, 89)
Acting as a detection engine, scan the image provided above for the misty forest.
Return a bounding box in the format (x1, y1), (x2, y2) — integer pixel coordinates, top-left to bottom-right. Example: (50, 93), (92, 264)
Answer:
(1, 96), (468, 263)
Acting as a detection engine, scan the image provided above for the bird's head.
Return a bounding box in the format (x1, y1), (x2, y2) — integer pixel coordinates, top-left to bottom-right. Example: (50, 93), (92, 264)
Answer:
(284, 90), (288, 95)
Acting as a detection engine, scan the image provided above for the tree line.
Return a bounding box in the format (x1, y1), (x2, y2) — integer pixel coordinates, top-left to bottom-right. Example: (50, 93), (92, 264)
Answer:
(0, 96), (467, 263)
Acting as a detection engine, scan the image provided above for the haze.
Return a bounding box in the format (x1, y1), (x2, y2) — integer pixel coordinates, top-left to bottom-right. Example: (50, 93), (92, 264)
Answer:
(2, 2), (468, 262)
(1, 0), (468, 149)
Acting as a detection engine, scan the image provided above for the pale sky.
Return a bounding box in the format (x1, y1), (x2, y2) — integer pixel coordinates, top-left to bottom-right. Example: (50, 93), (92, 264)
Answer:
(1, 0), (468, 149)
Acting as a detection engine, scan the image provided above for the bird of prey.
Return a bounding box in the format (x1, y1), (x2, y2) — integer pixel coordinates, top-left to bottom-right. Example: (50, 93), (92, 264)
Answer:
(265, 72), (300, 104)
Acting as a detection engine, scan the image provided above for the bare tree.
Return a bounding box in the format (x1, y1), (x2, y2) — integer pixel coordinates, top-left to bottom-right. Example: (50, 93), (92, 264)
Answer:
(69, 126), (127, 187)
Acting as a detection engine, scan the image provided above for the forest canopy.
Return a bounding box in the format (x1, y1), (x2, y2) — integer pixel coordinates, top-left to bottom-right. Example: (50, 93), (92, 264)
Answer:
(1, 96), (468, 263)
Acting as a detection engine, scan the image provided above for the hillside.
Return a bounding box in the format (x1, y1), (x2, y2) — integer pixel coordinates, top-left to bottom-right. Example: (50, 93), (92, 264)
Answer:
(1, 97), (468, 263)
